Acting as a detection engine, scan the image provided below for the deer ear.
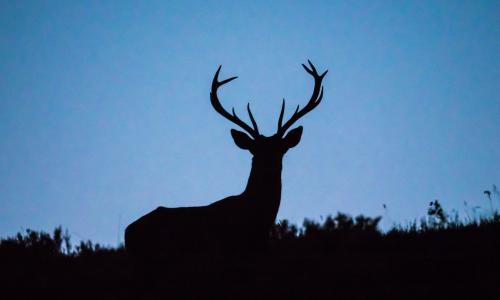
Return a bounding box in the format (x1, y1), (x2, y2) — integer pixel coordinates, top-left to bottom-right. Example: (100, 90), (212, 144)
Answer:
(283, 126), (303, 149)
(231, 129), (253, 150)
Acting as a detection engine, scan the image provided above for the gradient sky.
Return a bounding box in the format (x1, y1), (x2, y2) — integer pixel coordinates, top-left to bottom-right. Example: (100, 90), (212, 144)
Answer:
(1, 1), (499, 245)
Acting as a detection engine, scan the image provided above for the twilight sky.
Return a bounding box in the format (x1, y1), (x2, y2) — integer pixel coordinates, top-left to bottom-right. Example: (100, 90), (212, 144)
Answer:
(1, 1), (499, 245)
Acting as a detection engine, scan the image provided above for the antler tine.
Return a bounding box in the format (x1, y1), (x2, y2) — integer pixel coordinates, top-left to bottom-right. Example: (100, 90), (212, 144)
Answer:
(247, 103), (259, 135)
(278, 61), (327, 136)
(302, 59), (328, 78)
(210, 66), (259, 138)
(277, 98), (286, 131)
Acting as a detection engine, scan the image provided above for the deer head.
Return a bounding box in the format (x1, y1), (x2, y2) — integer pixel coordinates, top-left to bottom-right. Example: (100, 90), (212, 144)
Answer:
(210, 60), (328, 164)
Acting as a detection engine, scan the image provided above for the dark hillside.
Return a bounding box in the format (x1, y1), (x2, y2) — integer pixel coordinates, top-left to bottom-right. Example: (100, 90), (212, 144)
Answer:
(1, 210), (499, 299)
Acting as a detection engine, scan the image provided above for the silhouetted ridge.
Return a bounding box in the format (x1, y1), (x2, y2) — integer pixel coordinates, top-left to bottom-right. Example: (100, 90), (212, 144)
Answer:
(1, 207), (499, 299)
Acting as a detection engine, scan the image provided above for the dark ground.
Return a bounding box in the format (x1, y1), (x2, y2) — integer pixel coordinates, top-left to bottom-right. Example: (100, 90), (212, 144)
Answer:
(1, 214), (499, 299)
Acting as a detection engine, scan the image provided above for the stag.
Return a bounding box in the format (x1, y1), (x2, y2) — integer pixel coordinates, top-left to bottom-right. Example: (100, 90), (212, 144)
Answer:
(125, 61), (327, 257)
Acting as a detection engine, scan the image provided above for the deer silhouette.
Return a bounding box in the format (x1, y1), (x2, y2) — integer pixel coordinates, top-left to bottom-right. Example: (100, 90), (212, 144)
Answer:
(125, 61), (327, 257)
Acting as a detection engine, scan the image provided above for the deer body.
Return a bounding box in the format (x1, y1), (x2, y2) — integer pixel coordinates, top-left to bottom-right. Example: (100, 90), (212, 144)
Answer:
(125, 61), (327, 257)
(126, 156), (284, 255)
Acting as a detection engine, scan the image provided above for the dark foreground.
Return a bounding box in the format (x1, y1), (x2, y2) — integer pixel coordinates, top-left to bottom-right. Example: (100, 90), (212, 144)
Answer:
(1, 214), (499, 300)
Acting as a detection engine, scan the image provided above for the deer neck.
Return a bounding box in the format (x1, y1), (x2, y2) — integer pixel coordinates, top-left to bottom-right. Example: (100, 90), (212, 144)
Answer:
(243, 156), (283, 221)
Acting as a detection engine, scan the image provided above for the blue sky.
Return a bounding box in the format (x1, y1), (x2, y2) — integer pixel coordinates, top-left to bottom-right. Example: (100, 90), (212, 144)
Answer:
(1, 1), (499, 245)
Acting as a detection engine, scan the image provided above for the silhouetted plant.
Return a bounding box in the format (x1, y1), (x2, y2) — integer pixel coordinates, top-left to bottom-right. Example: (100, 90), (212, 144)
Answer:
(0, 226), (119, 258)
(0, 226), (68, 257)
(354, 215), (382, 232)
(484, 190), (493, 213)
(302, 218), (322, 237)
(270, 219), (298, 240)
(484, 184), (500, 214)
(63, 228), (72, 254)
(334, 213), (355, 231)
(427, 200), (448, 228)
(74, 240), (112, 256)
(299, 213), (381, 240)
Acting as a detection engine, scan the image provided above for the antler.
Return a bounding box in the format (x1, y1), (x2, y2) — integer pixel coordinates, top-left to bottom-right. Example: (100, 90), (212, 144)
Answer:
(210, 66), (260, 139)
(277, 60), (328, 136)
